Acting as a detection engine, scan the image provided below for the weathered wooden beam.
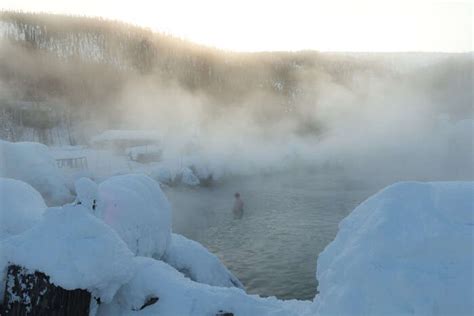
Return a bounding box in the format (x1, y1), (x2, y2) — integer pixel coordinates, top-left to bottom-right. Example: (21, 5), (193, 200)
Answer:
(2, 264), (91, 316)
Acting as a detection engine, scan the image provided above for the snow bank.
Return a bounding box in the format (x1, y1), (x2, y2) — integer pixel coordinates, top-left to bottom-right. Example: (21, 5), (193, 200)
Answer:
(0, 178), (46, 240)
(98, 257), (311, 316)
(163, 233), (244, 289)
(313, 181), (474, 315)
(0, 140), (73, 205)
(96, 174), (172, 258)
(0, 205), (135, 303)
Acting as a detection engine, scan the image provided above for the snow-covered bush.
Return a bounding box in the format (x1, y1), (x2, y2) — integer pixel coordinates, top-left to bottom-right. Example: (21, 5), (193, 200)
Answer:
(313, 181), (474, 315)
(0, 204), (135, 303)
(95, 174), (172, 258)
(98, 257), (311, 316)
(163, 233), (244, 289)
(0, 178), (46, 240)
(0, 140), (73, 205)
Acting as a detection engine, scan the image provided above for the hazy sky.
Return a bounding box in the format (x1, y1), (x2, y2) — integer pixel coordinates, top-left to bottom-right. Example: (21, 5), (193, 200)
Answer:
(2, 0), (472, 52)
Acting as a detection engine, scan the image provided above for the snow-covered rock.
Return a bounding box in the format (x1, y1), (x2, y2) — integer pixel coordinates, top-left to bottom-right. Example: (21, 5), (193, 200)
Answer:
(96, 174), (172, 258)
(98, 257), (311, 316)
(0, 178), (46, 240)
(312, 181), (474, 315)
(0, 140), (73, 205)
(180, 167), (200, 186)
(0, 204), (135, 303)
(163, 233), (244, 289)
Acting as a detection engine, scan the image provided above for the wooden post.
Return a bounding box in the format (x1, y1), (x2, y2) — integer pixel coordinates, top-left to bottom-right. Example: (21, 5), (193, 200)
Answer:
(2, 264), (91, 316)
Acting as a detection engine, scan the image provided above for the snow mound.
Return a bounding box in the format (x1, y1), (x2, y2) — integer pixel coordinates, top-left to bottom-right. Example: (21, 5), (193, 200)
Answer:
(313, 181), (474, 315)
(163, 233), (244, 289)
(0, 140), (73, 205)
(74, 177), (98, 211)
(98, 257), (311, 316)
(96, 174), (172, 258)
(180, 167), (200, 186)
(0, 178), (46, 240)
(0, 205), (135, 303)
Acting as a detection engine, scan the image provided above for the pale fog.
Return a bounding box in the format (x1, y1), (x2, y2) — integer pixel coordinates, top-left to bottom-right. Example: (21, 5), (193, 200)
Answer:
(0, 12), (472, 305)
(114, 56), (473, 182)
(102, 53), (473, 299)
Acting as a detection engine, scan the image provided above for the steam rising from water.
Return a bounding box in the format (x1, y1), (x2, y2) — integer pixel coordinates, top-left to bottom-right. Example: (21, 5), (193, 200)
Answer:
(115, 56), (473, 182)
(0, 29), (472, 182)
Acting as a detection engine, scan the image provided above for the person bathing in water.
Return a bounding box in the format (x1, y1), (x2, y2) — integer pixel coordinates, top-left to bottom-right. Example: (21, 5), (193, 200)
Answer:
(233, 192), (244, 219)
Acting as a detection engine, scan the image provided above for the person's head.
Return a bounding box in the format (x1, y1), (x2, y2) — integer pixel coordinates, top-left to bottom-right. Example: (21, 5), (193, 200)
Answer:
(234, 192), (240, 198)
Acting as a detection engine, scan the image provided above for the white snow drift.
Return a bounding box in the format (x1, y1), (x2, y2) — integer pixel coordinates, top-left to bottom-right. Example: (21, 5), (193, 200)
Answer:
(0, 204), (135, 303)
(0, 140), (72, 205)
(76, 174), (172, 259)
(97, 257), (310, 316)
(163, 233), (244, 289)
(0, 178), (46, 240)
(75, 175), (245, 290)
(312, 181), (474, 315)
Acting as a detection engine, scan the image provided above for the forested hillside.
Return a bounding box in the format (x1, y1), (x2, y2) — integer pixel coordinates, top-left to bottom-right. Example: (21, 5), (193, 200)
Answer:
(0, 11), (471, 145)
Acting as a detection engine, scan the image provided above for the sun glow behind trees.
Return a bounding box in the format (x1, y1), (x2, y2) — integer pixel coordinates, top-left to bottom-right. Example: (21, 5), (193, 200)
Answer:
(1, 0), (472, 52)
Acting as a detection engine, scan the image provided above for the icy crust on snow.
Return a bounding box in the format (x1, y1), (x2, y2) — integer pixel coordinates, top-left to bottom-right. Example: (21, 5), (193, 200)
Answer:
(0, 140), (72, 205)
(98, 257), (311, 316)
(96, 174), (172, 258)
(0, 205), (135, 303)
(163, 233), (244, 289)
(313, 181), (474, 316)
(0, 178), (46, 240)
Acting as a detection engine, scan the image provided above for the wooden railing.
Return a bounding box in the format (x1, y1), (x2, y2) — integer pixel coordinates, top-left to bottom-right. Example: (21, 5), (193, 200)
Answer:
(56, 157), (88, 169)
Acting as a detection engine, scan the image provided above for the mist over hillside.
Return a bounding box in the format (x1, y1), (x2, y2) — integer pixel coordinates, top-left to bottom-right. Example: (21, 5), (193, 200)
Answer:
(0, 11), (472, 181)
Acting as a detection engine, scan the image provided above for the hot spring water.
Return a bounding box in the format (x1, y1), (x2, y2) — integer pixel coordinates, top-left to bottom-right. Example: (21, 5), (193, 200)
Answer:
(166, 170), (376, 300)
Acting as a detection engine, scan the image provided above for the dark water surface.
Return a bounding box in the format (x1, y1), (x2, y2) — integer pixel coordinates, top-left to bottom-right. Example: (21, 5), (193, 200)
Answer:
(165, 170), (377, 300)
